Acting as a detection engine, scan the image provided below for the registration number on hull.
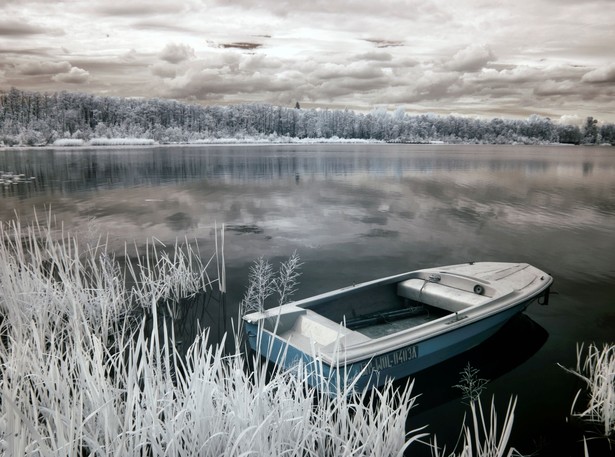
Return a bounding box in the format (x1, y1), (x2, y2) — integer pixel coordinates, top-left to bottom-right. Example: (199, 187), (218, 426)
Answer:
(358, 344), (419, 373)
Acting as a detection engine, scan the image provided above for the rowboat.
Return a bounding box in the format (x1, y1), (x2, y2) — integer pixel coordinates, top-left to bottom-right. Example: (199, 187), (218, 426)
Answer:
(243, 262), (553, 394)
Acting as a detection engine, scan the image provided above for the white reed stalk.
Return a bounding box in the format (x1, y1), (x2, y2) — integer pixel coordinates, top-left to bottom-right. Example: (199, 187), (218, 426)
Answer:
(274, 250), (302, 306)
(431, 397), (520, 457)
(560, 343), (615, 438)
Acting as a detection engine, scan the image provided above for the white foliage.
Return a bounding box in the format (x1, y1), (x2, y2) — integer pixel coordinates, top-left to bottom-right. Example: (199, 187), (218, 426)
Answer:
(52, 138), (85, 146)
(239, 252), (303, 317)
(89, 138), (156, 146)
(432, 397), (520, 457)
(0, 216), (422, 457)
(561, 343), (615, 438)
(4, 88), (611, 147)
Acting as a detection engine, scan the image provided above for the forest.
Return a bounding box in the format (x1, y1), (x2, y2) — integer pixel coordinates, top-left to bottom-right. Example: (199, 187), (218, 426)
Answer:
(1, 87), (614, 147)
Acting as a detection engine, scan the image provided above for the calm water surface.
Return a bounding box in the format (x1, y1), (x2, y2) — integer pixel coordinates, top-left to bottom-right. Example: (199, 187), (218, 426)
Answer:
(1, 144), (614, 455)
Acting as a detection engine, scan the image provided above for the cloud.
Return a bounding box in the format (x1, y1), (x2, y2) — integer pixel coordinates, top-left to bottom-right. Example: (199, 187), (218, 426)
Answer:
(582, 64), (615, 83)
(557, 114), (583, 126)
(447, 44), (494, 72)
(219, 42), (263, 50)
(534, 80), (580, 97)
(158, 52), (307, 101)
(364, 39), (405, 49)
(208, 0), (446, 22)
(472, 63), (584, 86)
(95, 1), (186, 17)
(159, 43), (195, 64)
(0, 19), (54, 36)
(132, 20), (196, 33)
(0, 46), (52, 57)
(18, 60), (72, 75)
(416, 71), (460, 97)
(2, 0), (615, 122)
(151, 63), (177, 79)
(52, 67), (90, 84)
(355, 51), (393, 62)
(312, 62), (385, 81)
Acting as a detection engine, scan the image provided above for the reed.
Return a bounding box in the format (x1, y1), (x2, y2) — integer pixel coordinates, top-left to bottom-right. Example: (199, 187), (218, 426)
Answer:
(238, 251), (302, 317)
(52, 139), (85, 147)
(88, 138), (156, 146)
(561, 343), (615, 438)
(431, 397), (520, 457)
(454, 363), (489, 405)
(0, 217), (423, 456)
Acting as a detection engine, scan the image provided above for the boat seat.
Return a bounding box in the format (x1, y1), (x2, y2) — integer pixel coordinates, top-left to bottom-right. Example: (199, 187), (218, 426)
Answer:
(397, 278), (491, 312)
(289, 311), (353, 347)
(256, 306), (307, 334)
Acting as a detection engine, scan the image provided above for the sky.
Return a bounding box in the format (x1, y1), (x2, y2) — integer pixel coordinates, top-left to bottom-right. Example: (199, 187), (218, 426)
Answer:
(1, 0), (614, 124)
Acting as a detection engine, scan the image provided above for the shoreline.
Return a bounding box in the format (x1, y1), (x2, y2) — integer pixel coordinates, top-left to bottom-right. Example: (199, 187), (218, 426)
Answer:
(2, 139), (610, 152)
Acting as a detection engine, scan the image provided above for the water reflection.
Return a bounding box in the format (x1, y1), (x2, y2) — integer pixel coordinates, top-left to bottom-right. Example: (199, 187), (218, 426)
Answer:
(406, 314), (548, 414)
(1, 145), (614, 285)
(1, 144), (614, 191)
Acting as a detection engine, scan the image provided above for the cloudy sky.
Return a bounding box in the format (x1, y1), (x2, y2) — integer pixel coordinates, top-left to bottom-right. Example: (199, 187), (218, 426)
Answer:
(1, 0), (614, 123)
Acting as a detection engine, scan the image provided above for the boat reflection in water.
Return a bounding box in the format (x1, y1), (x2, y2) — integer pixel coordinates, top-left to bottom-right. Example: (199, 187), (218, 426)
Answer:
(405, 312), (549, 413)
(404, 313), (549, 457)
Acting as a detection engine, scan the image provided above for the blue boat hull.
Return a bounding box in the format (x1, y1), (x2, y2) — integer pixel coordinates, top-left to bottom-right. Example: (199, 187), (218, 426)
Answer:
(245, 299), (530, 395)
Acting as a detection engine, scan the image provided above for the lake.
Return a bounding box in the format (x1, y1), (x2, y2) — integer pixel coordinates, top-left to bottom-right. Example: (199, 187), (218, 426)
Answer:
(1, 143), (614, 455)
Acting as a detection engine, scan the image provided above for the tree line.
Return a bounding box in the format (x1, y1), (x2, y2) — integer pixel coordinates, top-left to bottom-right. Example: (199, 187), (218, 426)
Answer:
(1, 87), (614, 146)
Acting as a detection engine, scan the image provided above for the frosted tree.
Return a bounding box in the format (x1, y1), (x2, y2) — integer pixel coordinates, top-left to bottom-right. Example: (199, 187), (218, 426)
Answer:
(2, 87), (615, 146)
(583, 116), (599, 144)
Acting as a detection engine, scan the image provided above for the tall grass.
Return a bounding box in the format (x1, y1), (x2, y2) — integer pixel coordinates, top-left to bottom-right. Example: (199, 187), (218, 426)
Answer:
(238, 251), (302, 317)
(0, 217), (423, 456)
(561, 343), (615, 438)
(453, 363), (489, 406)
(432, 397), (520, 457)
(430, 365), (517, 457)
(52, 139), (85, 147)
(88, 138), (156, 146)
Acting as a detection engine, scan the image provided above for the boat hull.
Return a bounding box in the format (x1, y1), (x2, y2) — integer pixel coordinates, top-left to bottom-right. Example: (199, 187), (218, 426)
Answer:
(245, 296), (532, 394)
(243, 262), (553, 395)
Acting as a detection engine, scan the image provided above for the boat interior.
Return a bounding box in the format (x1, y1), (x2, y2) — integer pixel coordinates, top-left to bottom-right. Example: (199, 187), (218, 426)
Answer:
(296, 272), (495, 339)
(246, 264), (550, 356)
(256, 274), (496, 346)
(308, 280), (459, 339)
